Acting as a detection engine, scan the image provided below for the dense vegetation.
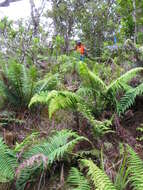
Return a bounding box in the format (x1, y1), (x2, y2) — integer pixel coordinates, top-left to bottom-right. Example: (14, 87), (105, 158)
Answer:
(0, 0), (143, 189)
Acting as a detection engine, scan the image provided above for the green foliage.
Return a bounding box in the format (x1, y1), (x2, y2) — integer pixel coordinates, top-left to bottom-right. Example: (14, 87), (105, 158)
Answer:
(35, 73), (60, 93)
(81, 159), (117, 190)
(23, 129), (88, 164)
(0, 60), (37, 108)
(127, 146), (143, 190)
(77, 62), (143, 113)
(67, 167), (90, 190)
(29, 90), (79, 118)
(136, 124), (143, 141)
(77, 62), (107, 92)
(114, 152), (129, 190)
(0, 60), (60, 109)
(0, 138), (17, 182)
(0, 110), (25, 127)
(77, 103), (112, 135)
(16, 154), (48, 190)
(29, 90), (112, 135)
(52, 35), (65, 56)
(117, 82), (143, 115)
(106, 67), (143, 95)
(14, 132), (39, 153)
(16, 129), (88, 189)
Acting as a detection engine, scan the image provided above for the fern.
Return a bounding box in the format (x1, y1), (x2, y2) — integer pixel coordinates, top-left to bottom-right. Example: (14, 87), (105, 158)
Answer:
(14, 132), (39, 153)
(77, 62), (107, 91)
(77, 103), (112, 135)
(67, 167), (90, 190)
(77, 63), (143, 112)
(0, 61), (38, 108)
(117, 82), (143, 115)
(114, 152), (129, 190)
(29, 90), (112, 135)
(15, 130), (88, 189)
(0, 61), (60, 109)
(23, 129), (88, 164)
(81, 159), (117, 190)
(127, 146), (143, 190)
(35, 73), (60, 93)
(0, 138), (18, 182)
(106, 67), (143, 94)
(77, 86), (94, 98)
(16, 163), (44, 190)
(29, 90), (79, 118)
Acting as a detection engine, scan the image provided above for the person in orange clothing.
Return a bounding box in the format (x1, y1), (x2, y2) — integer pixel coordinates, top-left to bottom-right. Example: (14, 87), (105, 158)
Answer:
(75, 40), (85, 61)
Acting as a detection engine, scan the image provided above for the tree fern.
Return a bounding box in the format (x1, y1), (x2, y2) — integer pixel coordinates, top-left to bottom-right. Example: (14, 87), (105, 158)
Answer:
(67, 167), (90, 190)
(0, 138), (18, 182)
(117, 82), (143, 115)
(81, 159), (117, 190)
(127, 146), (143, 190)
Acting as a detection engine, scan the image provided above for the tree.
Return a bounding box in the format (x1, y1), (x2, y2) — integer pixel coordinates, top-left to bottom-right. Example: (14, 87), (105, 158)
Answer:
(47, 0), (79, 53)
(29, 0), (46, 36)
(76, 0), (117, 56)
(117, 0), (143, 43)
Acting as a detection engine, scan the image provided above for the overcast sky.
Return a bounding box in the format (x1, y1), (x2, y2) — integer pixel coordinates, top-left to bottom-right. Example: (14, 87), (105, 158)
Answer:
(0, 0), (49, 20)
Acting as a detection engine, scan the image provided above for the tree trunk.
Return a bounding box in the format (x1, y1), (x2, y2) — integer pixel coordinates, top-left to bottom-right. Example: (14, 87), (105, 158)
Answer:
(133, 0), (137, 44)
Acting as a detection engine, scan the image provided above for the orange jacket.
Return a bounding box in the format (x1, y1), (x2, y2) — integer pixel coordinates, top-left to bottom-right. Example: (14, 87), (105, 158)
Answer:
(76, 44), (85, 55)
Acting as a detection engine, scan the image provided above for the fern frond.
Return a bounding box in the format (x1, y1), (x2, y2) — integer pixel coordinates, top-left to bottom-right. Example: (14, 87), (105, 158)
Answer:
(16, 130), (88, 190)
(48, 91), (78, 118)
(107, 67), (143, 94)
(23, 129), (89, 165)
(22, 65), (37, 104)
(35, 73), (60, 93)
(29, 90), (79, 118)
(14, 132), (39, 153)
(77, 103), (112, 135)
(67, 167), (90, 190)
(77, 62), (107, 91)
(76, 87), (94, 98)
(16, 163), (43, 190)
(0, 138), (17, 182)
(29, 89), (112, 135)
(81, 159), (117, 190)
(0, 61), (38, 108)
(16, 153), (48, 178)
(117, 82), (143, 115)
(127, 146), (143, 190)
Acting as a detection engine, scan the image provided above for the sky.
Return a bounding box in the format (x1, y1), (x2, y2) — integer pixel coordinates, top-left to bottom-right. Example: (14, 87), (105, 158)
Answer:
(0, 0), (49, 20)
